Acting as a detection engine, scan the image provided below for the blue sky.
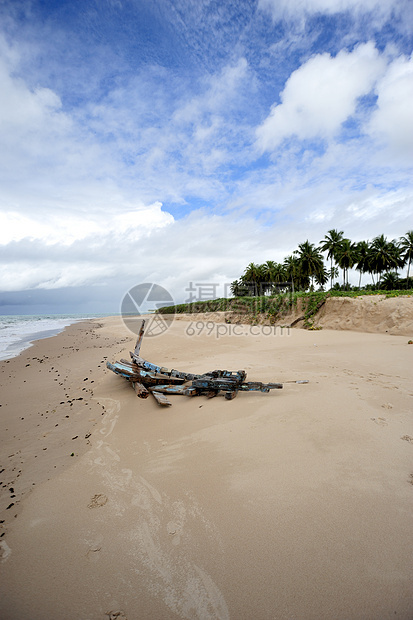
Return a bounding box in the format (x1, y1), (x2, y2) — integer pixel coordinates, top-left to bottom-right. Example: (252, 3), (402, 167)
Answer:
(0, 0), (412, 313)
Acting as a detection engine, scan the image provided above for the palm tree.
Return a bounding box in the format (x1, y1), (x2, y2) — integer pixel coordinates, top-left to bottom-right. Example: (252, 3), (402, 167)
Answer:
(230, 279), (250, 297)
(355, 240), (371, 288)
(369, 235), (402, 283)
(283, 255), (301, 291)
(379, 271), (401, 291)
(327, 265), (339, 286)
(261, 261), (276, 293)
(315, 265), (329, 289)
(243, 262), (264, 296)
(335, 238), (358, 288)
(262, 261), (287, 293)
(399, 230), (413, 288)
(319, 229), (344, 290)
(262, 261), (277, 282)
(294, 241), (325, 290)
(273, 263), (288, 284)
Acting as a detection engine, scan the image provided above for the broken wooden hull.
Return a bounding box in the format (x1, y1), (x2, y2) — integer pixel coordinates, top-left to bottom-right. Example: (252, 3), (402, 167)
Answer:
(106, 319), (307, 406)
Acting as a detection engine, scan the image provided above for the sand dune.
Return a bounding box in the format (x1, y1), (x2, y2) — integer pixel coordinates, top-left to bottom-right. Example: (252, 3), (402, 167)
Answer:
(0, 315), (412, 619)
(315, 295), (413, 334)
(173, 294), (413, 336)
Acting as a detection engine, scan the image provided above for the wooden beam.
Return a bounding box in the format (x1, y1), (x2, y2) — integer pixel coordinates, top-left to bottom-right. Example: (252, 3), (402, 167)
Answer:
(132, 382), (150, 399)
(151, 391), (172, 406)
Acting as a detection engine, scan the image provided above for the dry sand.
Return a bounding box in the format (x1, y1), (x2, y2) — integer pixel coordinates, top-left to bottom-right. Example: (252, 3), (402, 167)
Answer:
(0, 314), (412, 619)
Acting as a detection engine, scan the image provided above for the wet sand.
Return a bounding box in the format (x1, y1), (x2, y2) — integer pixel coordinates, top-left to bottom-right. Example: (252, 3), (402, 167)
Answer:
(0, 315), (412, 619)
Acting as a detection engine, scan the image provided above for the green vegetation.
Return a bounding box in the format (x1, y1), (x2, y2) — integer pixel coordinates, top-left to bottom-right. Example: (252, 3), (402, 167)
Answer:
(157, 229), (413, 330)
(159, 289), (412, 327)
(230, 229), (413, 295)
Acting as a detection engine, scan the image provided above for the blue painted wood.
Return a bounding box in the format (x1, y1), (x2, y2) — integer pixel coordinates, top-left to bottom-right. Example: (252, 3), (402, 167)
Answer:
(106, 361), (139, 380)
(148, 385), (186, 395)
(131, 355), (203, 381)
(105, 319), (294, 406)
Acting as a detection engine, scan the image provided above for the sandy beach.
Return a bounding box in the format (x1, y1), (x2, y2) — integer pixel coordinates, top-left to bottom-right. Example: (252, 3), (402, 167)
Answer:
(1, 314), (412, 619)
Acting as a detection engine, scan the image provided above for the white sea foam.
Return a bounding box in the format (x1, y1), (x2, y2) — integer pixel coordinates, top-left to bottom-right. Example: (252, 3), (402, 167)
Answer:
(0, 314), (108, 361)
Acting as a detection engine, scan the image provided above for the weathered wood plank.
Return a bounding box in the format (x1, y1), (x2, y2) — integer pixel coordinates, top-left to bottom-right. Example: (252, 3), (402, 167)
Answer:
(132, 381), (150, 398)
(224, 391), (237, 400)
(151, 391), (172, 406)
(134, 320), (146, 356)
(120, 358), (139, 369)
(131, 355), (203, 381)
(147, 384), (186, 395)
(106, 361), (140, 381)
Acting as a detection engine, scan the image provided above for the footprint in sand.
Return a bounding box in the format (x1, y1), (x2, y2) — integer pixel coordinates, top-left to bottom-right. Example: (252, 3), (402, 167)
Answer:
(86, 545), (102, 562)
(87, 493), (108, 509)
(371, 417), (388, 426)
(401, 435), (413, 444)
(167, 521), (182, 545)
(106, 611), (127, 620)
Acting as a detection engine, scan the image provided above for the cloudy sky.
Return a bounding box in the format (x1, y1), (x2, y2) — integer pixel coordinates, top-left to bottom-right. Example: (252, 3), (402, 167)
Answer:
(0, 0), (412, 314)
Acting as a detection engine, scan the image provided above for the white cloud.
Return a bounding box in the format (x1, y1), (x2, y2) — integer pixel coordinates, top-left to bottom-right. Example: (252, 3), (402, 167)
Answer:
(368, 54), (413, 157)
(0, 36), (255, 217)
(0, 44), (120, 212)
(0, 42), (68, 139)
(258, 0), (408, 20)
(0, 209), (263, 293)
(0, 262), (116, 292)
(0, 202), (174, 246)
(174, 58), (250, 124)
(256, 42), (386, 151)
(344, 189), (413, 222)
(0, 9), (412, 306)
(1, 183), (412, 296)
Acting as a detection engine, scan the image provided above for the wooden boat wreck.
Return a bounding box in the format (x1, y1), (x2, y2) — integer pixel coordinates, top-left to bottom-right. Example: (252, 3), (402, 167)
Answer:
(106, 320), (308, 406)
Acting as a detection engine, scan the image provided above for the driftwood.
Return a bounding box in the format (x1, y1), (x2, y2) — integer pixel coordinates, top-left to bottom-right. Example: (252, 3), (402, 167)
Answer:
(106, 319), (308, 406)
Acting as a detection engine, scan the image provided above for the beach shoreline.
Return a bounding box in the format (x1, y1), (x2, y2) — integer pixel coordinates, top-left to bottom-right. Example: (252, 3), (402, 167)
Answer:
(0, 313), (114, 362)
(0, 317), (133, 527)
(1, 315), (412, 619)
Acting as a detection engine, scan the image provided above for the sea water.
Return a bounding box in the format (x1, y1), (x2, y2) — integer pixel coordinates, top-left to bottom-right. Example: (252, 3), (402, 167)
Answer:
(0, 314), (110, 361)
